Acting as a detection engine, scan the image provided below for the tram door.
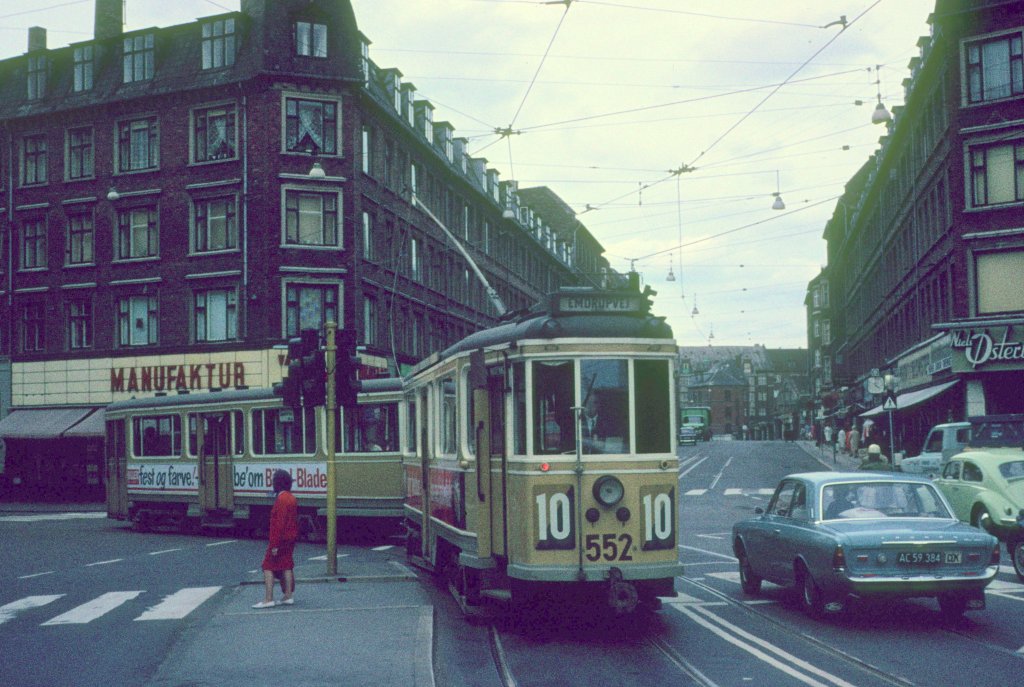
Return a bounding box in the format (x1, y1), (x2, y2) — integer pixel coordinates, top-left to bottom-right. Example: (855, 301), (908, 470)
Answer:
(197, 413), (234, 513)
(486, 366), (508, 558)
(417, 387), (431, 558)
(105, 420), (128, 519)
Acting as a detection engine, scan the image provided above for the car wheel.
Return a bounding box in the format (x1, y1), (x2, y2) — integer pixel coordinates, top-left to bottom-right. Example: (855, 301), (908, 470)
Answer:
(797, 563), (824, 618)
(1011, 540), (1024, 583)
(938, 593), (968, 619)
(737, 547), (762, 596)
(970, 506), (992, 531)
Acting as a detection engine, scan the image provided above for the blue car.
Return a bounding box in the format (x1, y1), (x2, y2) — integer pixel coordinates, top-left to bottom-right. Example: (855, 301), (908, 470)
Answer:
(731, 472), (1000, 619)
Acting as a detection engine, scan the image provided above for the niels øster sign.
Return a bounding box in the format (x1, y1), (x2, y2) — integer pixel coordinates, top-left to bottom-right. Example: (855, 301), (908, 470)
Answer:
(951, 327), (1024, 370)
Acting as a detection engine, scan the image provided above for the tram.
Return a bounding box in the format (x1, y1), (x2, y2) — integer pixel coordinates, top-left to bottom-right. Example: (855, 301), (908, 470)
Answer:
(104, 378), (405, 537)
(403, 284), (682, 615)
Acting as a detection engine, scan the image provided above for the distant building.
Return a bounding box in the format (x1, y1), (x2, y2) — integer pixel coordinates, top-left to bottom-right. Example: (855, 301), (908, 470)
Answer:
(809, 0), (1024, 456)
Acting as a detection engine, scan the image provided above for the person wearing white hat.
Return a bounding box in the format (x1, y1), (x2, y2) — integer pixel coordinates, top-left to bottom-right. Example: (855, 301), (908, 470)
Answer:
(858, 443), (891, 471)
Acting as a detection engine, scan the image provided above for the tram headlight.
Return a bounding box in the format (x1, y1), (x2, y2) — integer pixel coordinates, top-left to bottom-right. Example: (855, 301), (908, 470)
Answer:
(593, 475), (625, 507)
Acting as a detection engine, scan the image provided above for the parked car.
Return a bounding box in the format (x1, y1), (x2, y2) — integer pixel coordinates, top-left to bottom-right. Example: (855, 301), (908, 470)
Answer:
(732, 472), (1000, 619)
(933, 419), (1024, 581)
(900, 422), (971, 476)
(678, 426), (698, 446)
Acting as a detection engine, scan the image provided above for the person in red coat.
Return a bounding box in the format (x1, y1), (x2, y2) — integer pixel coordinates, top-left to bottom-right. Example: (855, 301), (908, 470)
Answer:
(253, 469), (299, 608)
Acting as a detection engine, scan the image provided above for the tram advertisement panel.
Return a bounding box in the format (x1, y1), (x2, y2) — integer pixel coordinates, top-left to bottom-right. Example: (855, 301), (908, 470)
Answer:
(127, 463), (329, 496)
(534, 485), (576, 550)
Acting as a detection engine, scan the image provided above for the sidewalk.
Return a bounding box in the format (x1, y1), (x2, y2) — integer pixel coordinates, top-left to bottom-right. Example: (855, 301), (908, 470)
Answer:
(149, 545), (436, 687)
(797, 440), (865, 471)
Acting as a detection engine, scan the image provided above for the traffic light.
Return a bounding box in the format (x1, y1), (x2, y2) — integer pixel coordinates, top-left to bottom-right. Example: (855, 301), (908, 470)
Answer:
(301, 347), (326, 407)
(273, 335), (307, 408)
(335, 329), (361, 408)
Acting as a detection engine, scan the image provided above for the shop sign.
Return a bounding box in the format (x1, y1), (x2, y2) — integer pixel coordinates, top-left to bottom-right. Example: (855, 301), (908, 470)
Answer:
(951, 327), (1024, 370)
(111, 362), (247, 393)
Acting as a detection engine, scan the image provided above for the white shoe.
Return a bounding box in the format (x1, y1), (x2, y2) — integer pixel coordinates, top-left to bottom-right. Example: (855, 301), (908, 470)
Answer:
(252, 600), (277, 609)
(280, 598), (294, 605)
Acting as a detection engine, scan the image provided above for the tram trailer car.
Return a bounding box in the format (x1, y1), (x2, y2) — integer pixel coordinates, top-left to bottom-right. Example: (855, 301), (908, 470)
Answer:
(403, 286), (683, 615)
(104, 380), (405, 537)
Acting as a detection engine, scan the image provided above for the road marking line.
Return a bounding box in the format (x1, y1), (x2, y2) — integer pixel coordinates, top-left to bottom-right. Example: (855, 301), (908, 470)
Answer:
(85, 558), (123, 567)
(308, 554), (350, 561)
(0, 512), (107, 522)
(696, 534), (724, 540)
(756, 488), (775, 495)
(678, 455), (710, 479)
(42, 591), (142, 625)
(685, 489), (707, 496)
(149, 548), (183, 556)
(205, 540), (237, 547)
(679, 544), (737, 561)
(0, 595), (64, 625)
(371, 545), (395, 551)
(135, 587), (221, 621)
(723, 488), (743, 496)
(708, 457), (732, 490)
(17, 571), (55, 579)
(707, 571), (742, 584)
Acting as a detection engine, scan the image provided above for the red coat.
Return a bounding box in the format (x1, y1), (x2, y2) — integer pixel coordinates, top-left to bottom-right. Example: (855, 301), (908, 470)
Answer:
(269, 490), (299, 548)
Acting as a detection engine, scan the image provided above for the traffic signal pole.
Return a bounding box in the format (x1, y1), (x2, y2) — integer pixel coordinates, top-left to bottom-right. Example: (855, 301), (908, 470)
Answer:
(325, 321), (338, 575)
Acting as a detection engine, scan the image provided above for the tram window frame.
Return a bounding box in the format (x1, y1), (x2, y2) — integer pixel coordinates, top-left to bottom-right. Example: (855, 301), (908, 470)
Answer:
(336, 401), (399, 452)
(252, 406), (316, 456)
(132, 414), (183, 458)
(579, 358), (630, 455)
(463, 366), (475, 455)
(532, 359), (576, 455)
(634, 359), (672, 453)
(405, 398), (417, 454)
(512, 361), (526, 455)
(440, 375), (457, 457)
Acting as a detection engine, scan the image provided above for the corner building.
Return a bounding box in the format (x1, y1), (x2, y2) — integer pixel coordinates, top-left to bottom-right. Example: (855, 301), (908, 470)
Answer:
(0, 0), (608, 498)
(811, 0), (1024, 457)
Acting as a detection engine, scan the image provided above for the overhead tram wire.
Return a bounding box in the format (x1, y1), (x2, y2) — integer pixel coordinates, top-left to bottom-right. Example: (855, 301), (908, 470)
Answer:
(576, 0), (825, 28)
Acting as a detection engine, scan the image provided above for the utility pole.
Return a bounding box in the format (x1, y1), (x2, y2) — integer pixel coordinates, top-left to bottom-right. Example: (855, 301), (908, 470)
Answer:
(325, 321), (338, 575)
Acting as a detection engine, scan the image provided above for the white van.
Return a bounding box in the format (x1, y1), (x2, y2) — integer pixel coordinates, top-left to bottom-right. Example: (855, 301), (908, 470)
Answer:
(899, 421), (971, 476)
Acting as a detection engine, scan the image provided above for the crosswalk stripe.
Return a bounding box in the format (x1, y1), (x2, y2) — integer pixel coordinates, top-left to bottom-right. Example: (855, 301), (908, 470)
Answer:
(685, 489), (707, 496)
(134, 586), (221, 621)
(41, 592), (142, 626)
(723, 488), (742, 496)
(0, 595), (64, 625)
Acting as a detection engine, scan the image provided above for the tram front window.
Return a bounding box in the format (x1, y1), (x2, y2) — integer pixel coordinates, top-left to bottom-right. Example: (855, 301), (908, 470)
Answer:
(580, 359), (629, 455)
(533, 360), (575, 454)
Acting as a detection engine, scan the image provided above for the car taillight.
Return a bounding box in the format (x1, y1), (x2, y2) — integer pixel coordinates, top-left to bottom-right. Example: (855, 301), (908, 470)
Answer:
(991, 544), (1001, 566)
(832, 546), (846, 569)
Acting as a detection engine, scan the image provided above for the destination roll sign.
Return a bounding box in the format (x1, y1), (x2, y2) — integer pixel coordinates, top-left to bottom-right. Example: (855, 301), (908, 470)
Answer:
(552, 290), (644, 315)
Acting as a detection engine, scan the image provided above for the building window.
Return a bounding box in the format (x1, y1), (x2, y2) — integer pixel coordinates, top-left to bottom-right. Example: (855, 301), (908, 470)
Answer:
(362, 212), (374, 260)
(123, 33), (154, 83)
(66, 126), (94, 180)
(361, 126), (372, 176)
(20, 219), (47, 270)
(966, 33), (1023, 104)
(285, 97), (337, 155)
(285, 283), (337, 337)
(295, 21), (327, 57)
(976, 249), (1024, 314)
(194, 105), (236, 162)
(821, 319), (831, 346)
(364, 295), (378, 345)
(22, 134), (47, 185)
(284, 190), (338, 246)
(66, 212), (94, 265)
(67, 298), (92, 349)
(73, 45), (93, 92)
(410, 237), (421, 281)
(969, 139), (1024, 207)
(27, 55), (46, 100)
(193, 196), (237, 252)
(201, 18), (235, 69)
(195, 288), (237, 342)
(117, 117), (159, 172)
(118, 294), (159, 346)
(116, 206), (158, 260)
(21, 303), (45, 352)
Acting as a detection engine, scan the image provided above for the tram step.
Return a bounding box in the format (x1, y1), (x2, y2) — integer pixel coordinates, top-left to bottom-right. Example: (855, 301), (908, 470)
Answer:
(480, 589), (511, 602)
(200, 520), (235, 530)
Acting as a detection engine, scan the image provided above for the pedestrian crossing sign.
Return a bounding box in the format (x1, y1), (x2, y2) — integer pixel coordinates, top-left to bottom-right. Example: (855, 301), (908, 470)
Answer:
(882, 393), (897, 411)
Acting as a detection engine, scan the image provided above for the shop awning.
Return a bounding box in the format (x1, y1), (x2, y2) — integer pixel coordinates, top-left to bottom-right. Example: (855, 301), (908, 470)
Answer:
(860, 380), (960, 418)
(0, 408), (95, 439)
(63, 408), (106, 438)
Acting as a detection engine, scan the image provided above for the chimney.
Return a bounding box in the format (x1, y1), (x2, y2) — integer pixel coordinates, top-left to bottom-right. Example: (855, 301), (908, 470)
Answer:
(28, 26), (47, 52)
(94, 0), (124, 41)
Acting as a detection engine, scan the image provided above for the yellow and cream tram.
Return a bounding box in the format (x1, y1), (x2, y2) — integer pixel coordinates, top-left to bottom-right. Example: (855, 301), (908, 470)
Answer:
(403, 285), (682, 614)
(105, 379), (404, 537)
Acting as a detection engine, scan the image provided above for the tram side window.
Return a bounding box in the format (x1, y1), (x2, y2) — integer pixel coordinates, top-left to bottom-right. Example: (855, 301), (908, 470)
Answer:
(337, 402), (399, 452)
(441, 376), (457, 456)
(512, 362), (526, 455)
(580, 359), (630, 455)
(533, 360), (575, 454)
(635, 360), (671, 453)
(406, 399), (417, 453)
(133, 415), (182, 458)
(186, 411), (244, 457)
(252, 407), (315, 455)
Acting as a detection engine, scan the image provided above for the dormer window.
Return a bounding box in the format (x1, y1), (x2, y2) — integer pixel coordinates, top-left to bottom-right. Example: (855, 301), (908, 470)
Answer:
(296, 21), (327, 58)
(123, 33), (154, 83)
(201, 18), (235, 70)
(73, 45), (93, 92)
(27, 55), (46, 100)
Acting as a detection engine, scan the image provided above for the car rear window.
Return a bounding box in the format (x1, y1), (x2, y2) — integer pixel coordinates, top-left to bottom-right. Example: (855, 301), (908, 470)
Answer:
(822, 482), (951, 520)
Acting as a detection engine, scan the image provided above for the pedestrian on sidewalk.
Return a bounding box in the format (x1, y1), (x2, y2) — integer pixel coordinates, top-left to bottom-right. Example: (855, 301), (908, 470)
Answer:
(837, 427), (846, 454)
(849, 423), (861, 457)
(858, 444), (891, 471)
(253, 469), (299, 609)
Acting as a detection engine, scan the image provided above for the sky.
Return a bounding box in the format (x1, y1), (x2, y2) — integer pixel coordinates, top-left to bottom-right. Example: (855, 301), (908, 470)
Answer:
(0, 0), (938, 349)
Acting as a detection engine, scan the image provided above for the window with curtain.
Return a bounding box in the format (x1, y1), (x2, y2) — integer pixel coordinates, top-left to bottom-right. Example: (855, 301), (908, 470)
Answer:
(966, 32), (1023, 104)
(194, 105), (236, 162)
(969, 139), (1024, 207)
(285, 283), (337, 337)
(194, 288), (237, 342)
(117, 206), (158, 259)
(193, 196), (237, 252)
(284, 190), (338, 246)
(285, 97), (337, 154)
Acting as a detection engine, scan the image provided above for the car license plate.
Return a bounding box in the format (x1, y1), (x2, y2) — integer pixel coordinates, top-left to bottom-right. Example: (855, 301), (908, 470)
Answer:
(897, 551), (960, 565)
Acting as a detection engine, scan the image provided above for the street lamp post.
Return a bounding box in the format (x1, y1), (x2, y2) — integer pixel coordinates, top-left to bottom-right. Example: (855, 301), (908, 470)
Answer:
(324, 321), (338, 575)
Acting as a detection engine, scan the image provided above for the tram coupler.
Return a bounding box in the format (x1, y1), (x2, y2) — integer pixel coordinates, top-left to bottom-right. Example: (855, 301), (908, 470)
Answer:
(607, 567), (639, 615)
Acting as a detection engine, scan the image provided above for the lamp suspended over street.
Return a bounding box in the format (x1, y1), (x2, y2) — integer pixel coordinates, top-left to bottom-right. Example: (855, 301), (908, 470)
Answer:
(666, 254), (676, 282)
(871, 64), (892, 125)
(772, 170), (785, 210)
